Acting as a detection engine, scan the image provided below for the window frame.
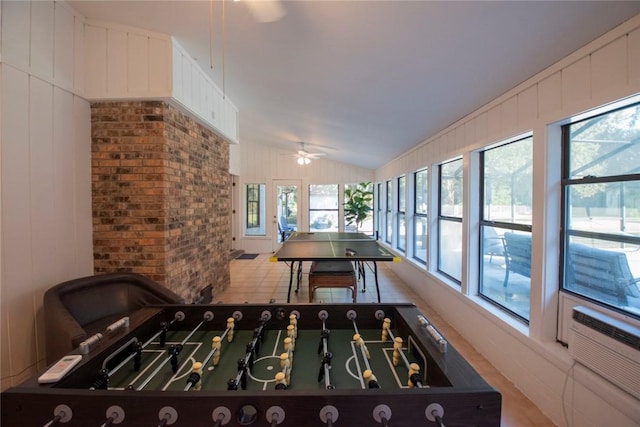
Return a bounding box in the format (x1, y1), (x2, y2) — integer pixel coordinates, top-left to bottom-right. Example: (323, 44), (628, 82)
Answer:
(437, 158), (463, 284)
(413, 168), (428, 265)
(560, 102), (640, 318)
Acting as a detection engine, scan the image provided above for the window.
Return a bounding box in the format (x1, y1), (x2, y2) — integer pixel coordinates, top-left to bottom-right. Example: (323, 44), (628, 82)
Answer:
(561, 102), (640, 317)
(413, 168), (428, 264)
(438, 159), (463, 283)
(376, 182), (384, 239)
(309, 184), (339, 232)
(397, 176), (406, 252)
(344, 182), (374, 235)
(479, 136), (533, 321)
(385, 180), (393, 244)
(245, 183), (266, 235)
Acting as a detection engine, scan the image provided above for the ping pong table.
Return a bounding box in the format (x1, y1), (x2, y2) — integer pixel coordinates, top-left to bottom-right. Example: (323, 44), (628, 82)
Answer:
(269, 232), (400, 303)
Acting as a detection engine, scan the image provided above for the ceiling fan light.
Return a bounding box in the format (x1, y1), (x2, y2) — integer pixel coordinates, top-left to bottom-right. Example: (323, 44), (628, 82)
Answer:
(297, 157), (305, 165)
(304, 157), (311, 165)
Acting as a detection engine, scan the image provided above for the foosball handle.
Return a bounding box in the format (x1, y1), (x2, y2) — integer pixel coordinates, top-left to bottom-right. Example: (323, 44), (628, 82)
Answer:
(157, 407), (177, 427)
(266, 406), (285, 426)
(425, 403), (445, 427)
(319, 405), (339, 427)
(373, 404), (392, 427)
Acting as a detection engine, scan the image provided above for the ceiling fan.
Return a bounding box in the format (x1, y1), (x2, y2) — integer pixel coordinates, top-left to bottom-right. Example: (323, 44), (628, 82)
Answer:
(238, 0), (286, 23)
(294, 142), (326, 165)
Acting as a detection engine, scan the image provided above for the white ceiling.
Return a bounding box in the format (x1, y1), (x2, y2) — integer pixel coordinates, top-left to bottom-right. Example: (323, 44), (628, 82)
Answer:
(68, 1), (640, 169)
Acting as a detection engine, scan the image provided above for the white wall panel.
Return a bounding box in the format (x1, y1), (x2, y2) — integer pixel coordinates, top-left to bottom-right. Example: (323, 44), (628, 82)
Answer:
(149, 38), (171, 94)
(72, 96), (94, 277)
(538, 72), (562, 121)
(30, 1), (54, 80)
(53, 2), (74, 90)
(474, 111), (488, 144)
(1, 66), (35, 386)
(107, 29), (128, 95)
(53, 88), (77, 283)
(591, 36), (628, 103)
(29, 77), (55, 365)
(517, 85), (538, 128)
(1, 0), (30, 70)
(181, 55), (193, 107)
(501, 96), (517, 137)
(73, 14), (85, 94)
(561, 56), (591, 114)
(128, 33), (149, 94)
(630, 28), (640, 90)
(486, 104), (501, 140)
(84, 24), (108, 97)
(171, 44), (183, 101)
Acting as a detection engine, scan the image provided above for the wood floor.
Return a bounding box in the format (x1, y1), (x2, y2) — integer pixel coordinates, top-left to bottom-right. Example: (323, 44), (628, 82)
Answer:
(218, 255), (556, 427)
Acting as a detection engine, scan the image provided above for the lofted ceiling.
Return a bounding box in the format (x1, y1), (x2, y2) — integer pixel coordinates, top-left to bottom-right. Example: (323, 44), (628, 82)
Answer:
(68, 1), (640, 169)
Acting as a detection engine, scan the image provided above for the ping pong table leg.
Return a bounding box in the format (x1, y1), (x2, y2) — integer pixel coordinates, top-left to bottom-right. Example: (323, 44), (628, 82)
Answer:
(374, 261), (381, 303)
(295, 261), (303, 293)
(287, 262), (295, 303)
(357, 261), (366, 292)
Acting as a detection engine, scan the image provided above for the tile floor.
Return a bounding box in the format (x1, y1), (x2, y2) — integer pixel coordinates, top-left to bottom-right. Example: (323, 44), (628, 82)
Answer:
(217, 255), (555, 427)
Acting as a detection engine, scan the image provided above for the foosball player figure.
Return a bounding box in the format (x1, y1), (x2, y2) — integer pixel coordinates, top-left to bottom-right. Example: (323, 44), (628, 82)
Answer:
(169, 344), (183, 373)
(284, 337), (294, 363)
(392, 337), (403, 366)
(187, 362), (203, 391)
(408, 362), (423, 388)
(317, 352), (332, 382)
(287, 325), (296, 348)
(251, 328), (262, 357)
(381, 317), (391, 341)
(246, 342), (256, 370)
(159, 321), (169, 347)
(91, 368), (110, 390)
(353, 333), (370, 359)
(289, 313), (298, 338)
(227, 378), (238, 391)
(274, 372), (288, 390)
(238, 358), (249, 390)
(212, 335), (222, 366)
(226, 317), (235, 342)
(317, 329), (330, 354)
(133, 340), (143, 371)
(280, 352), (291, 383)
(363, 369), (380, 389)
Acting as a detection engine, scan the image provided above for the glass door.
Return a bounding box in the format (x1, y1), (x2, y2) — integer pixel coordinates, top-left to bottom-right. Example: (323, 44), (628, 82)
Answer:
(273, 181), (300, 250)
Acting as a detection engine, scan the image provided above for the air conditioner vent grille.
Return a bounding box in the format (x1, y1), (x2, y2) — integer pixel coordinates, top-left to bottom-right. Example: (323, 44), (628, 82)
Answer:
(572, 308), (640, 350)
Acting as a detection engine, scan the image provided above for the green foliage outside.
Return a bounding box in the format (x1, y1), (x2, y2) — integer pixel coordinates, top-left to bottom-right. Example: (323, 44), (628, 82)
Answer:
(344, 182), (373, 231)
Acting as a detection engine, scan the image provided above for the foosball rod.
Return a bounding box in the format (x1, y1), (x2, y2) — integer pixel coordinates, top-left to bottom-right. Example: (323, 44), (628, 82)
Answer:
(105, 311), (186, 378)
(320, 317), (332, 389)
(385, 327), (423, 388)
(136, 311), (213, 391)
(347, 311), (373, 373)
(229, 311), (271, 389)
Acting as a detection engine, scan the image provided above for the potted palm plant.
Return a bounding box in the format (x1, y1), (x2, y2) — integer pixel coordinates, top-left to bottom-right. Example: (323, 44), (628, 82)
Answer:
(344, 182), (373, 232)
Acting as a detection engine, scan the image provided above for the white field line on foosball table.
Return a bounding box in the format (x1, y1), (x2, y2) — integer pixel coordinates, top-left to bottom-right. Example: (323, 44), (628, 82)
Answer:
(346, 341), (366, 389)
(108, 349), (165, 390)
(248, 329), (284, 391)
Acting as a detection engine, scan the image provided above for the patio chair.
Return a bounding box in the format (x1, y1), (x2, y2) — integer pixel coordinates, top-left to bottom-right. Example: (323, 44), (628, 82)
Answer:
(279, 215), (294, 241)
(566, 243), (640, 306)
(503, 232), (531, 288)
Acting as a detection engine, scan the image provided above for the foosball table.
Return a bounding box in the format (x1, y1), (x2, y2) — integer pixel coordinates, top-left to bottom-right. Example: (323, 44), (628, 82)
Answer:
(1, 303), (501, 426)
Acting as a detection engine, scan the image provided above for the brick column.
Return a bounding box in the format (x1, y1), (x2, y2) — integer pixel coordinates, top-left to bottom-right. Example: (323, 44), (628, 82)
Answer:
(91, 101), (230, 301)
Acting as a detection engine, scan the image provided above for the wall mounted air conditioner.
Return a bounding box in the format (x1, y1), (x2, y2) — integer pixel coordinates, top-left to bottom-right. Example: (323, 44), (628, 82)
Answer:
(569, 306), (640, 400)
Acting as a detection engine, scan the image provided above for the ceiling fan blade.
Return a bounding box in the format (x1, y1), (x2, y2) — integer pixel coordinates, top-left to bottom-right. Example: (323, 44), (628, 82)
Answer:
(244, 0), (286, 23)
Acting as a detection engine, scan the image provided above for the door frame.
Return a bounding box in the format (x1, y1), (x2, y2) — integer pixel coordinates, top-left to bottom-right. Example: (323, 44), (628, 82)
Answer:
(272, 180), (303, 252)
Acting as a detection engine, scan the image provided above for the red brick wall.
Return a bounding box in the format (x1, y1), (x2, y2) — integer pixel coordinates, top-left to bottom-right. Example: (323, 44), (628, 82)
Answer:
(91, 101), (230, 301)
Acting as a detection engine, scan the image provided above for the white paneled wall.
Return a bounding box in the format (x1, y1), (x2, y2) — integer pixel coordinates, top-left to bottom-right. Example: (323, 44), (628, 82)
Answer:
(376, 14), (640, 427)
(0, 1), (93, 389)
(171, 40), (239, 144)
(81, 21), (238, 145)
(84, 21), (172, 99)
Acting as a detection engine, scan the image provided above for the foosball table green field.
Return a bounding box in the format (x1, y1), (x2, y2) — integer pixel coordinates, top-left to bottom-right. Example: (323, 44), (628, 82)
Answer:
(1, 303), (501, 426)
